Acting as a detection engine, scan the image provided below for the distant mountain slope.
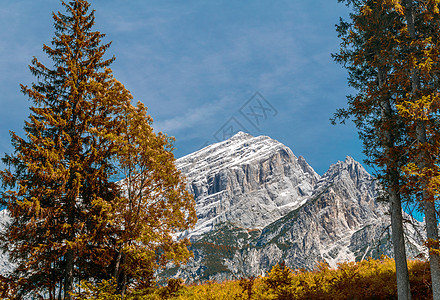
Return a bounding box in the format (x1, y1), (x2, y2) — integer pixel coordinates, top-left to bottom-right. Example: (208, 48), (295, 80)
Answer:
(169, 133), (425, 282)
(0, 210), (12, 276)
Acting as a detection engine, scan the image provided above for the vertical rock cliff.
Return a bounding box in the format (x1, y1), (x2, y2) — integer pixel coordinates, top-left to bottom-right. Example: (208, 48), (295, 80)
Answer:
(177, 132), (320, 239)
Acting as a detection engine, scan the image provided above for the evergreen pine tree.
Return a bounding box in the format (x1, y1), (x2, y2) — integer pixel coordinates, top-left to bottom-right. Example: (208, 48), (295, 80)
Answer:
(333, 1), (412, 298)
(391, 0), (440, 297)
(0, 1), (117, 297)
(335, 1), (440, 298)
(0, 1), (196, 298)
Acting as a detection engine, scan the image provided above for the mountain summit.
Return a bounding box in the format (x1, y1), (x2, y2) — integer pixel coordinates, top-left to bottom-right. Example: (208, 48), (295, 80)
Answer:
(176, 132), (319, 239)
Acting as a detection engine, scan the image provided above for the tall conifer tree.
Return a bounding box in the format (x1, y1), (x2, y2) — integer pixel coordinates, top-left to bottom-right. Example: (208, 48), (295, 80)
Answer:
(0, 1), (117, 297)
(333, 1), (412, 298)
(0, 1), (196, 298)
(336, 0), (440, 298)
(391, 0), (440, 297)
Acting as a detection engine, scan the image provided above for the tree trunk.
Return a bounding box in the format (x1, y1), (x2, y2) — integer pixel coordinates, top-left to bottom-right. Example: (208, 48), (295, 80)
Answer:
(58, 280), (63, 300)
(415, 124), (440, 300)
(390, 186), (412, 300)
(64, 204), (76, 299)
(425, 192), (440, 300)
(113, 247), (123, 280)
(49, 286), (54, 300)
(379, 68), (412, 300)
(403, 1), (440, 298)
(64, 249), (74, 300)
(118, 252), (128, 297)
(121, 270), (128, 298)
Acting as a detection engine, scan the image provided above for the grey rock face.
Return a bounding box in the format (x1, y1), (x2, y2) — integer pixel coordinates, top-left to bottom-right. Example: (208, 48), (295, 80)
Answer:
(176, 132), (320, 239)
(0, 210), (13, 276)
(168, 133), (425, 282)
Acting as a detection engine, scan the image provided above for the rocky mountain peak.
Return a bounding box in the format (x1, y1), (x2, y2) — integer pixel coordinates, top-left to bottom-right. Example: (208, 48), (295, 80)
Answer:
(297, 155), (319, 180)
(229, 131), (253, 141)
(176, 132), (320, 239)
(320, 156), (373, 188)
(177, 132), (286, 180)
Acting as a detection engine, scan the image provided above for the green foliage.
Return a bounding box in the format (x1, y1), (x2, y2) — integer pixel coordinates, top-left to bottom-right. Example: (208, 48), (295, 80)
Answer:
(179, 223), (250, 280)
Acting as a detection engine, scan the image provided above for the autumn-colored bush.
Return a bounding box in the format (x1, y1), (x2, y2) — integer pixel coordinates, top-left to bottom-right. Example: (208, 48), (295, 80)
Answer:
(0, 275), (18, 300)
(55, 258), (434, 299)
(261, 257), (432, 300)
(239, 276), (256, 300)
(262, 261), (296, 299)
(70, 279), (121, 300)
(175, 257), (432, 299)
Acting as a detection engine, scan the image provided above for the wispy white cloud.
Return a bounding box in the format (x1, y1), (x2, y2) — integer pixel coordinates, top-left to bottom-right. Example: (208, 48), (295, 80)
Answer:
(154, 94), (235, 133)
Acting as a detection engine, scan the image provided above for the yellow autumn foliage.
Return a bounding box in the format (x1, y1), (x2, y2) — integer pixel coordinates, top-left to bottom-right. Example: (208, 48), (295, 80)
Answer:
(64, 257), (433, 300)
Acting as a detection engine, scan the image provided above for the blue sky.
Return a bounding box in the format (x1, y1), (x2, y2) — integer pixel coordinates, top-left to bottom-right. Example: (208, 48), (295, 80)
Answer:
(0, 0), (361, 176)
